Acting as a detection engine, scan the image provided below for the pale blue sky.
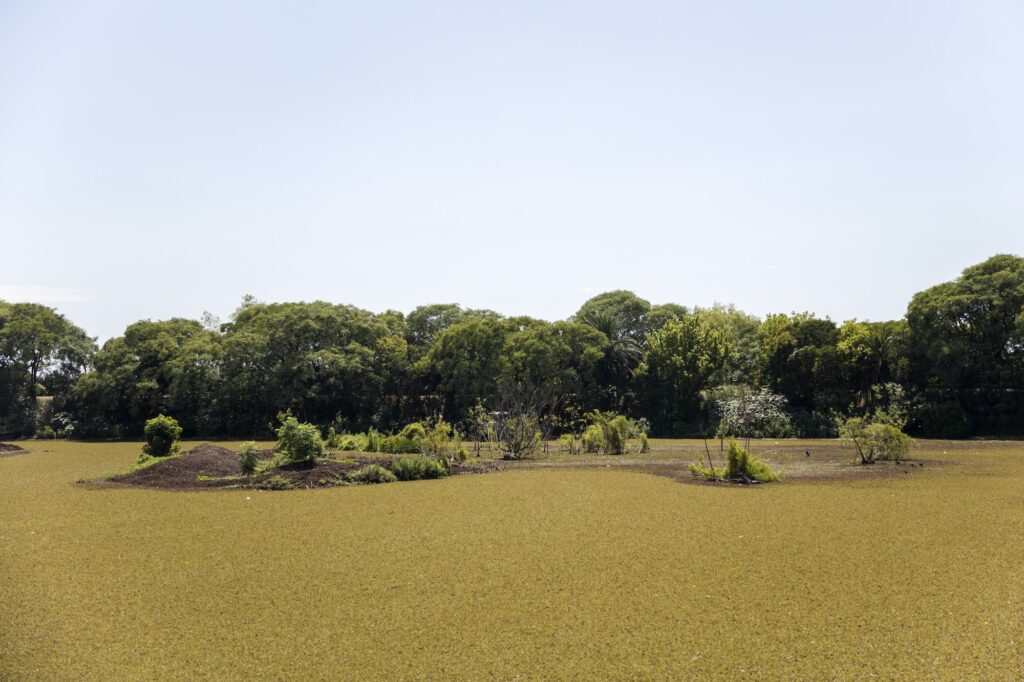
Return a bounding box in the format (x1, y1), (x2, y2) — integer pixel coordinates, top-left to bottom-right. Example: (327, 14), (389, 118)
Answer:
(1, 1), (1022, 341)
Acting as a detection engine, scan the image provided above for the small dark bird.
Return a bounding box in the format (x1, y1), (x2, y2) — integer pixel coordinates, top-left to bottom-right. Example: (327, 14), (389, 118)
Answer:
(805, 449), (811, 457)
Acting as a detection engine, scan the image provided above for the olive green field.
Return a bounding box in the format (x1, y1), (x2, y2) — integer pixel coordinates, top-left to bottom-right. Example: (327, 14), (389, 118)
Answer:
(2, 439), (1022, 680)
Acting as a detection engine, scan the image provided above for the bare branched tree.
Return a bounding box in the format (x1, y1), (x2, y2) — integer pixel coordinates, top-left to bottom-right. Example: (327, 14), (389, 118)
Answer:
(492, 381), (555, 460)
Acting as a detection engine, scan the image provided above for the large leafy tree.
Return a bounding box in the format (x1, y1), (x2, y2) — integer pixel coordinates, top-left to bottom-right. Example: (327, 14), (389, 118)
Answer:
(220, 301), (393, 432)
(637, 316), (729, 434)
(72, 318), (219, 436)
(906, 254), (1024, 434)
(0, 301), (95, 434)
(757, 313), (848, 430)
(692, 304), (761, 385)
(499, 321), (607, 413)
(574, 290), (652, 341)
(416, 316), (519, 420)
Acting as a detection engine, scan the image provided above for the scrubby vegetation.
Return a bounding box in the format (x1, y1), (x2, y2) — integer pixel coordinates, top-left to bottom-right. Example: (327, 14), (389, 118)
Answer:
(839, 417), (915, 464)
(238, 441), (259, 476)
(351, 463), (397, 484)
(392, 455), (449, 481)
(690, 439), (779, 483)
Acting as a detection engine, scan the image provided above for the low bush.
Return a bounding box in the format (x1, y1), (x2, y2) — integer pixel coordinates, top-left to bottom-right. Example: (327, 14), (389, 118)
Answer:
(352, 463), (397, 484)
(581, 411), (644, 455)
(238, 441), (260, 476)
(365, 428), (382, 453)
(839, 417), (914, 463)
(392, 456), (448, 481)
(326, 428), (363, 451)
(689, 461), (724, 479)
(400, 422), (427, 441)
(722, 439), (778, 482)
(276, 415), (323, 463)
(381, 435), (422, 454)
(581, 424), (605, 453)
(142, 415), (182, 457)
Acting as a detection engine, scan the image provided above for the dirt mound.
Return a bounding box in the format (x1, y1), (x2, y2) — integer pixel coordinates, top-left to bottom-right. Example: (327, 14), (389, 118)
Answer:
(101, 445), (489, 491)
(105, 445), (253, 489)
(0, 442), (27, 457)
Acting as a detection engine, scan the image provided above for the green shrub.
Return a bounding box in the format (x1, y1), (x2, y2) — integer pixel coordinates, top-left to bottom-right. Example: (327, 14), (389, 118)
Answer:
(352, 464), (397, 484)
(365, 428), (382, 453)
(639, 433), (650, 453)
(581, 424), (605, 453)
(238, 441), (260, 476)
(35, 425), (56, 439)
(560, 433), (580, 454)
(422, 420), (454, 457)
(581, 411), (641, 455)
(392, 456), (448, 481)
(338, 435), (360, 451)
(381, 435), (422, 454)
(142, 415), (182, 457)
(400, 422), (427, 441)
(276, 416), (323, 463)
(689, 461), (724, 479)
(722, 439), (778, 482)
(840, 417), (915, 463)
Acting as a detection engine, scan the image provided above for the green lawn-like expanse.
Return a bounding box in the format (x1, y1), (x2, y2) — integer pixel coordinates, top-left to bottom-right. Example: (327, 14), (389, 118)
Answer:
(2, 440), (1022, 680)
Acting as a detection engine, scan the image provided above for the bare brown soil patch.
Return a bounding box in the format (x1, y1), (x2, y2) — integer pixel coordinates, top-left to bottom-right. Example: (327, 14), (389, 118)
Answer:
(0, 442), (27, 457)
(496, 439), (960, 485)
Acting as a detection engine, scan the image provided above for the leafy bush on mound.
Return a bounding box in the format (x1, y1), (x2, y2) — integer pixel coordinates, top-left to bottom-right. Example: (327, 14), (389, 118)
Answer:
(142, 415), (182, 457)
(691, 439), (778, 482)
(238, 441), (260, 476)
(352, 463), (397, 484)
(392, 456), (448, 481)
(276, 415), (323, 463)
(723, 439), (778, 482)
(839, 417), (914, 463)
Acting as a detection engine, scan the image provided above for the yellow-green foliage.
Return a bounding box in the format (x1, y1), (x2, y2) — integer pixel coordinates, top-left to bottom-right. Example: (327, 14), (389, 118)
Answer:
(364, 428), (382, 453)
(351, 463), (396, 484)
(723, 439), (779, 482)
(238, 441), (259, 476)
(2, 439), (1023, 679)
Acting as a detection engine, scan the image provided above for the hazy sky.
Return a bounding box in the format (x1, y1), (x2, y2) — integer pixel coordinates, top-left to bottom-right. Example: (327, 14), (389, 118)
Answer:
(2, 1), (1022, 342)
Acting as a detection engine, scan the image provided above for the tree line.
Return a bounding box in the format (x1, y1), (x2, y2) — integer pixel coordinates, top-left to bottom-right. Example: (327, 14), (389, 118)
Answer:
(1, 254), (1021, 440)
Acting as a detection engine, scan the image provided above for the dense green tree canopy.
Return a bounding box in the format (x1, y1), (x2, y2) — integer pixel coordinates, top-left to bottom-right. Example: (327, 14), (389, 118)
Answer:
(637, 317), (730, 433)
(17, 253), (1024, 439)
(0, 301), (95, 435)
